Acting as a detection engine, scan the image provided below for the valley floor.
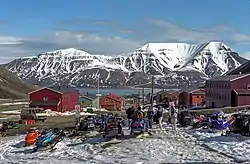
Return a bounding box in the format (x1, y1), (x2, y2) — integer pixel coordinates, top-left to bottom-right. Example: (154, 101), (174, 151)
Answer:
(1, 126), (249, 164)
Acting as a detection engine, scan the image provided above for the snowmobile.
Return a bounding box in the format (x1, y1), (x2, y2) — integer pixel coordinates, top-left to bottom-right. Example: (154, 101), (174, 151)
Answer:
(224, 112), (250, 136)
(130, 120), (144, 135)
(93, 116), (103, 128)
(192, 115), (209, 128)
(33, 128), (65, 152)
(98, 115), (108, 132)
(76, 116), (95, 132)
(24, 128), (40, 146)
(178, 111), (194, 127)
(103, 117), (124, 138)
(196, 111), (229, 133)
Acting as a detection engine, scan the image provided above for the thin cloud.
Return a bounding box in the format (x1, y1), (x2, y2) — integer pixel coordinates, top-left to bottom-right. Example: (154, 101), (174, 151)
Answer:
(146, 18), (250, 45)
(60, 18), (117, 27)
(0, 18), (250, 64)
(0, 36), (24, 45)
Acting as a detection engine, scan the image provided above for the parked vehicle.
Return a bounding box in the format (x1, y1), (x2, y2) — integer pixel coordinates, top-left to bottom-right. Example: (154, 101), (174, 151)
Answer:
(20, 108), (47, 122)
(103, 116), (124, 138)
(130, 120), (144, 135)
(193, 111), (229, 133)
(76, 116), (95, 132)
(0, 118), (8, 133)
(178, 111), (194, 127)
(24, 128), (40, 146)
(33, 128), (64, 152)
(192, 115), (209, 128)
(225, 112), (250, 136)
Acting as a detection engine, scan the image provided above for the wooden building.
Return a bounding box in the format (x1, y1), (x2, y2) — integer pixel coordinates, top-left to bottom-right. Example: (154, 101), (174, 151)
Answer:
(79, 93), (97, 107)
(206, 74), (250, 108)
(99, 93), (124, 111)
(29, 86), (79, 112)
(179, 88), (205, 107)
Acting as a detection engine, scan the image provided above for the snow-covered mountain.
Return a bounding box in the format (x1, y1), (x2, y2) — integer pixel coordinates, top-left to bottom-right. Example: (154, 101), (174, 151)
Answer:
(4, 42), (247, 88)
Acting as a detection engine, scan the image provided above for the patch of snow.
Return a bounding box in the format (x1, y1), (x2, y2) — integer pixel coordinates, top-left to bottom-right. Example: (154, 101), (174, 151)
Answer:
(184, 128), (250, 163)
(0, 110), (21, 114)
(0, 102), (28, 106)
(0, 128), (234, 164)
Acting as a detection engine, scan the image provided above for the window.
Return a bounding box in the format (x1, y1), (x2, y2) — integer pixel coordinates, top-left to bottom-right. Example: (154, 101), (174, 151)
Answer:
(196, 96), (199, 98)
(43, 97), (48, 101)
(111, 100), (114, 103)
(201, 96), (204, 98)
(105, 99), (109, 102)
(247, 84), (250, 90)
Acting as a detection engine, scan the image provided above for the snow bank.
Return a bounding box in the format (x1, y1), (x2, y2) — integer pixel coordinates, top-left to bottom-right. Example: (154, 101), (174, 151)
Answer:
(0, 102), (28, 106)
(0, 110), (21, 114)
(185, 129), (250, 163)
(44, 109), (97, 116)
(0, 128), (234, 164)
(82, 107), (107, 112)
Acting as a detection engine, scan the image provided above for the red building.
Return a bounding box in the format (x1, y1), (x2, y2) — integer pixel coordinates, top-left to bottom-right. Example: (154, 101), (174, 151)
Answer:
(99, 93), (124, 111)
(155, 90), (179, 106)
(179, 88), (206, 107)
(206, 74), (250, 108)
(29, 86), (79, 112)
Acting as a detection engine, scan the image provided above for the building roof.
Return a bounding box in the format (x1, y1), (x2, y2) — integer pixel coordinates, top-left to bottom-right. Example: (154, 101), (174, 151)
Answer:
(29, 100), (59, 106)
(207, 74), (250, 82)
(29, 86), (78, 95)
(104, 94), (124, 102)
(49, 86), (78, 93)
(80, 93), (97, 100)
(233, 89), (250, 96)
(180, 87), (204, 93)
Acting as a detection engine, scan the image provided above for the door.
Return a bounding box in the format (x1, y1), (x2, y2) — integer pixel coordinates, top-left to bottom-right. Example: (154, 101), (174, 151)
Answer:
(211, 102), (215, 108)
(231, 91), (237, 107)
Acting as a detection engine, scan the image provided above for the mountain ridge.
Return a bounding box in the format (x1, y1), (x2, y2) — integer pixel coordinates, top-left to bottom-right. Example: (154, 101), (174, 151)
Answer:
(3, 42), (247, 88)
(0, 66), (37, 99)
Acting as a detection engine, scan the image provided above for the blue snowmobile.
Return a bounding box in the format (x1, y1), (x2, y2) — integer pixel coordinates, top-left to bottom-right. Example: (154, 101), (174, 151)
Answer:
(33, 128), (65, 152)
(198, 111), (229, 134)
(130, 120), (144, 135)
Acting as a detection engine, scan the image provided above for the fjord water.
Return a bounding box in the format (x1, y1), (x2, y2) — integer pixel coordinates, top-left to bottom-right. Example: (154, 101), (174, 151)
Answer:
(77, 88), (162, 95)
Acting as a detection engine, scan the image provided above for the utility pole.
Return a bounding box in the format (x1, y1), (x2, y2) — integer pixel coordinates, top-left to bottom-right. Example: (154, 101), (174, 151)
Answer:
(151, 76), (154, 109)
(142, 87), (145, 106)
(97, 74), (100, 109)
(138, 91), (140, 107)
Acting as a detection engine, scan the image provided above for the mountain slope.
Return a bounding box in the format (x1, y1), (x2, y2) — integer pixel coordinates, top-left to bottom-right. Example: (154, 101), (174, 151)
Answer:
(0, 66), (37, 99)
(4, 42), (247, 88)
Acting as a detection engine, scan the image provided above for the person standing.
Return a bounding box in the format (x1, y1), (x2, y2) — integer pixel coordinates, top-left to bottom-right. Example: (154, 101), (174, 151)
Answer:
(171, 105), (178, 133)
(168, 99), (173, 124)
(147, 107), (154, 129)
(157, 106), (164, 130)
(126, 106), (135, 130)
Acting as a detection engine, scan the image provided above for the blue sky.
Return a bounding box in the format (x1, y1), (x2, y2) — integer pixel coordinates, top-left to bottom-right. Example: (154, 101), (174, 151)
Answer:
(0, 0), (250, 63)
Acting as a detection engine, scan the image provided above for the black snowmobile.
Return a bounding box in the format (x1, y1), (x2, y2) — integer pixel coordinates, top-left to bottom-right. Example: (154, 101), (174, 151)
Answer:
(103, 116), (124, 138)
(76, 116), (95, 132)
(225, 112), (250, 136)
(178, 111), (194, 127)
